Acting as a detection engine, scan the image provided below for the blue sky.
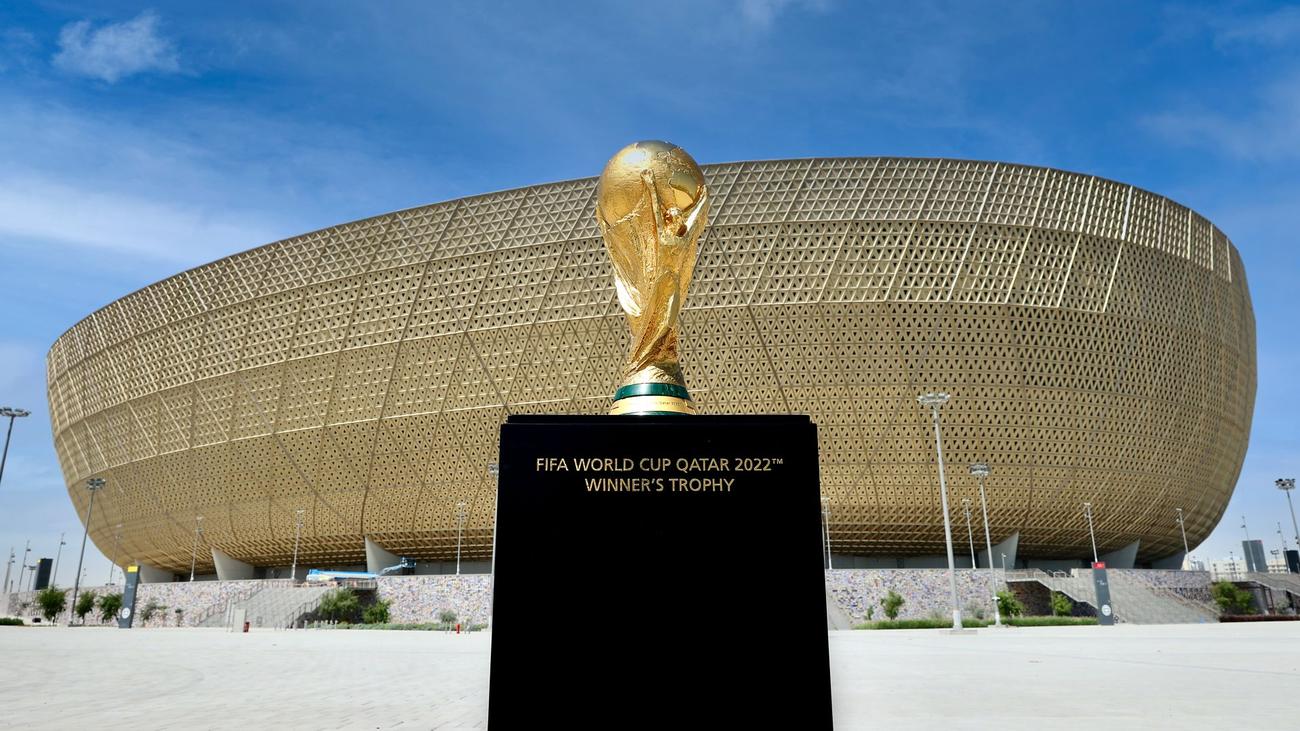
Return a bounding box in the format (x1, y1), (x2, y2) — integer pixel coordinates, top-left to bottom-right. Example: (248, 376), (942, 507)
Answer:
(0, 1), (1297, 584)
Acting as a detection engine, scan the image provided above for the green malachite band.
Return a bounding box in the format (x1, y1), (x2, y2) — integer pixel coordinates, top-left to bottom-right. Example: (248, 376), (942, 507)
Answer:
(613, 383), (692, 402)
(627, 411), (691, 416)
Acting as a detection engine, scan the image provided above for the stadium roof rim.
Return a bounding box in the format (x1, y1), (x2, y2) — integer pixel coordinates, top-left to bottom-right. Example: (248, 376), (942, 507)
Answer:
(49, 155), (1232, 347)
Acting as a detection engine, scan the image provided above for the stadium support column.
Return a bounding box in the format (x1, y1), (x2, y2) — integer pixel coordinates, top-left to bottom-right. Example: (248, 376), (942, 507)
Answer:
(211, 548), (255, 581)
(136, 564), (173, 583)
(979, 532), (1019, 571)
(1100, 540), (1140, 569)
(365, 536), (399, 574)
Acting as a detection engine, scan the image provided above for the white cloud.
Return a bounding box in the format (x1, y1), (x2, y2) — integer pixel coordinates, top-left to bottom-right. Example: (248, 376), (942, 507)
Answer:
(1142, 73), (1300, 162)
(1213, 6), (1300, 47)
(0, 27), (39, 73)
(0, 174), (279, 264)
(53, 12), (179, 83)
(737, 0), (830, 30)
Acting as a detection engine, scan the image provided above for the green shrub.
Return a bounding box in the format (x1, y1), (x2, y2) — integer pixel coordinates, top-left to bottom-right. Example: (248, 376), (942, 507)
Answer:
(1006, 616), (1098, 627)
(362, 598), (391, 624)
(140, 600), (166, 623)
(1049, 591), (1073, 617)
(438, 610), (458, 625)
(0, 617), (24, 626)
(313, 621), (488, 631)
(36, 587), (68, 623)
(1211, 581), (1255, 615)
(880, 591), (905, 621)
(864, 606), (875, 621)
(858, 617), (991, 630)
(319, 588), (361, 623)
(98, 593), (123, 623)
(74, 590), (97, 622)
(996, 590), (1024, 618)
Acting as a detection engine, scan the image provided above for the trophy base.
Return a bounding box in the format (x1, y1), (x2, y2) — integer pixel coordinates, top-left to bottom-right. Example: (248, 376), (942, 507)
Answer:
(609, 383), (695, 415)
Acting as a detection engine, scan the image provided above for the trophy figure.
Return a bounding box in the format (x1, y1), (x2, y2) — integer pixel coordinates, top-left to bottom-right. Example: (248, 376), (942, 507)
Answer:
(596, 140), (710, 415)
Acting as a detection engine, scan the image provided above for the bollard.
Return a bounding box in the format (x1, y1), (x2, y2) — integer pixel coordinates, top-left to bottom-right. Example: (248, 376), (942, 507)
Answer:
(456, 622), (461, 634)
(243, 620), (250, 633)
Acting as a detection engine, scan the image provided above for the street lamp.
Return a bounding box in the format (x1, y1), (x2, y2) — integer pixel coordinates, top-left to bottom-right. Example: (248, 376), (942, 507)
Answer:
(970, 462), (1000, 627)
(1277, 479), (1299, 552)
(918, 391), (962, 630)
(1083, 502), (1098, 564)
(106, 524), (123, 585)
(189, 516), (204, 582)
(1175, 508), (1191, 569)
(0, 407), (31, 490)
(290, 509), (305, 583)
(52, 533), (66, 587)
(455, 501), (468, 575)
(70, 477), (105, 625)
(820, 497), (833, 570)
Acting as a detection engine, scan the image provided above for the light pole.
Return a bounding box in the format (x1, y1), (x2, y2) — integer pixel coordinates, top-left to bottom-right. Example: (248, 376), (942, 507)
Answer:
(3, 547), (13, 598)
(1083, 502), (1098, 564)
(70, 477), (105, 625)
(455, 501), (468, 575)
(290, 509), (305, 583)
(919, 392), (962, 630)
(820, 497), (833, 570)
(26, 565), (37, 591)
(106, 524), (123, 585)
(52, 533), (66, 587)
(16, 540), (30, 595)
(970, 463), (1000, 626)
(189, 516), (204, 582)
(1175, 508), (1191, 569)
(1277, 479), (1298, 552)
(488, 463), (499, 631)
(0, 407), (31, 490)
(1279, 522), (1290, 573)
(961, 498), (976, 568)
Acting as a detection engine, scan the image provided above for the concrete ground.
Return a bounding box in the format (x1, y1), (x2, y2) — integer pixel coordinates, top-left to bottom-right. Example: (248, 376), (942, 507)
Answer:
(0, 623), (1296, 729)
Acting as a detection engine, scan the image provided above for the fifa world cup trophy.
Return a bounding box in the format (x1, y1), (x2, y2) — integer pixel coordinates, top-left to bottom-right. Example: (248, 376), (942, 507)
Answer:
(595, 140), (710, 415)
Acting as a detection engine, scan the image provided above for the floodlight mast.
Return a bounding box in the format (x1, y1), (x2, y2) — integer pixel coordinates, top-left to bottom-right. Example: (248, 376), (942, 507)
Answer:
(969, 462), (1000, 627)
(918, 392), (961, 631)
(70, 478), (105, 625)
(1277, 479), (1299, 552)
(1175, 508), (1191, 569)
(0, 407), (31, 491)
(1083, 502), (1098, 564)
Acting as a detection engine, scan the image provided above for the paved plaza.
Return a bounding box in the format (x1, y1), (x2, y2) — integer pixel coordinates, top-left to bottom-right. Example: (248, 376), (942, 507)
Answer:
(0, 623), (1296, 729)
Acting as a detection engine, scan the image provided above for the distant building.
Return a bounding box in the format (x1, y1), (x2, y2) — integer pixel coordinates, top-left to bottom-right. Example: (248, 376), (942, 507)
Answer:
(1242, 539), (1269, 573)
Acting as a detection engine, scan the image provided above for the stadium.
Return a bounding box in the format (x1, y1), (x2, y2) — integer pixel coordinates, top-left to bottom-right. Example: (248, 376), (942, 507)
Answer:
(46, 157), (1256, 581)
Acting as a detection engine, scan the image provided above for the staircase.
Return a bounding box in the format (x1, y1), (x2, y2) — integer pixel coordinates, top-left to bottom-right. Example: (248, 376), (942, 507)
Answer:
(1008, 569), (1216, 624)
(200, 584), (333, 629)
(1244, 572), (1300, 609)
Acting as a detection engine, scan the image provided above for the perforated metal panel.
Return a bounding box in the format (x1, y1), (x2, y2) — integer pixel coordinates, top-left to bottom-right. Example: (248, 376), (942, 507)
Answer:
(47, 158), (1256, 572)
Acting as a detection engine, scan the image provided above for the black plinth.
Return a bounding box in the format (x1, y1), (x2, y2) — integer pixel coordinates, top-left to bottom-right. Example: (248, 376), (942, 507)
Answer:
(489, 414), (832, 729)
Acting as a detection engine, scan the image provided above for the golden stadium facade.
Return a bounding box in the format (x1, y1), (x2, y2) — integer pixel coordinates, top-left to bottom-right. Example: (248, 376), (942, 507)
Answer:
(46, 158), (1255, 575)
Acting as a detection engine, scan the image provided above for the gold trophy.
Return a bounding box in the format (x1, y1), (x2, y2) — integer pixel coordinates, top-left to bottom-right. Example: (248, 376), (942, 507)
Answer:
(596, 140), (710, 415)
